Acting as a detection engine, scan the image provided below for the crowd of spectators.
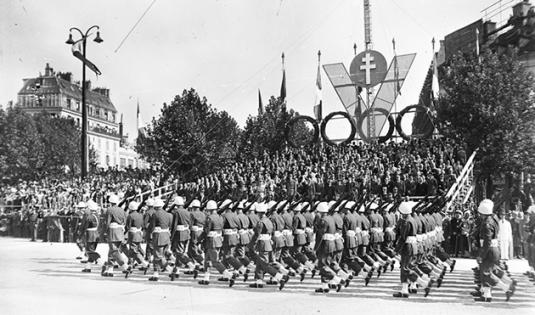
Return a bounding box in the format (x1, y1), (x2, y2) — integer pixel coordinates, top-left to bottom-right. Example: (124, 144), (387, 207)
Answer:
(0, 167), (176, 242)
(179, 139), (465, 203)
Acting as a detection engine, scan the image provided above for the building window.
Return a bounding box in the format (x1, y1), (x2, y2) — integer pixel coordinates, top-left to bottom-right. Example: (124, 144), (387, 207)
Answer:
(66, 98), (71, 109)
(120, 158), (126, 168)
(106, 139), (109, 151)
(76, 118), (80, 126)
(106, 155), (110, 166)
(76, 101), (80, 111)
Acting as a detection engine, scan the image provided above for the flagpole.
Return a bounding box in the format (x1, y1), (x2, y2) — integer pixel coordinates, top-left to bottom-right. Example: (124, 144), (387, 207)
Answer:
(392, 38), (397, 118)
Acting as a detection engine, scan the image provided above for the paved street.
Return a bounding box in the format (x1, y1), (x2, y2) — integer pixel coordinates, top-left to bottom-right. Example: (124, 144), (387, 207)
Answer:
(0, 237), (534, 315)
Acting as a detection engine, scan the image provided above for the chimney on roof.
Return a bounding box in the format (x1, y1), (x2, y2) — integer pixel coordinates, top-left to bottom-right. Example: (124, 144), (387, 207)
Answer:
(45, 63), (52, 76)
(513, 0), (532, 17)
(58, 72), (73, 83)
(93, 87), (110, 98)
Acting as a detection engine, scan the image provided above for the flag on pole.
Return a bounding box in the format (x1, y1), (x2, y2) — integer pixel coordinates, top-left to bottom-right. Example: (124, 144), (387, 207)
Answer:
(71, 39), (102, 75)
(475, 27), (481, 63)
(392, 38), (401, 96)
(313, 50), (322, 121)
(431, 38), (440, 100)
(137, 100), (145, 136)
(280, 52), (286, 101)
(258, 89), (264, 115)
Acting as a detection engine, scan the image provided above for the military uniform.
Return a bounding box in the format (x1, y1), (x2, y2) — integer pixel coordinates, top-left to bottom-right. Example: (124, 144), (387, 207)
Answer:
(125, 202), (147, 270)
(103, 199), (129, 277)
(80, 201), (100, 272)
(148, 201), (172, 281)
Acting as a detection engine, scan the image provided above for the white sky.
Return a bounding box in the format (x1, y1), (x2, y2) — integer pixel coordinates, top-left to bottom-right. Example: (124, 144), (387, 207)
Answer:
(0, 0), (500, 140)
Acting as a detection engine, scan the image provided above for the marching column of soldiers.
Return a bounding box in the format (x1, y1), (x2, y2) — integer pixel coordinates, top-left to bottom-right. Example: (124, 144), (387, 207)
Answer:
(74, 193), (525, 302)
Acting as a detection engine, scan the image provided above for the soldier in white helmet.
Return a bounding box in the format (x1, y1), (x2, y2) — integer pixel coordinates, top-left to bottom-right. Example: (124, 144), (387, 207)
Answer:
(80, 200), (100, 273)
(125, 200), (148, 275)
(143, 198), (156, 263)
(102, 195), (131, 277)
(188, 199), (205, 275)
(147, 198), (172, 281)
(249, 202), (289, 290)
(473, 199), (517, 302)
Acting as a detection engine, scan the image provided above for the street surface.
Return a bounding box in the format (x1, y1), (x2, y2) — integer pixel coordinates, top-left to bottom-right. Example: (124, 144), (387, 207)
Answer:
(0, 237), (534, 315)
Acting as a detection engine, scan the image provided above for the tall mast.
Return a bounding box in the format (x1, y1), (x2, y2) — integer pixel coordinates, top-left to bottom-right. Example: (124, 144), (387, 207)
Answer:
(363, 0), (375, 138)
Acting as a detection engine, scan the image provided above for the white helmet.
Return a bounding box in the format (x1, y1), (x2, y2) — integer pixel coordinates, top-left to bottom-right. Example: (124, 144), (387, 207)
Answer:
(75, 201), (87, 208)
(255, 203), (267, 213)
(345, 201), (356, 210)
(87, 200), (99, 212)
(205, 200), (217, 211)
(190, 199), (201, 208)
(146, 198), (155, 207)
(220, 199), (233, 209)
(293, 203), (303, 212)
(369, 202), (379, 210)
(317, 202), (329, 213)
(108, 195), (120, 204)
(128, 201), (140, 211)
(153, 198), (165, 208)
(173, 196), (185, 206)
(478, 199), (494, 215)
(527, 205), (535, 214)
(399, 201), (414, 215)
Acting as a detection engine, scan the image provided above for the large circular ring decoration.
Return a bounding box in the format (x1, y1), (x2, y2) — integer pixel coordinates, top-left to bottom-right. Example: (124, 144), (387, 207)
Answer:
(284, 115), (319, 148)
(395, 105), (434, 141)
(320, 111), (356, 146)
(357, 108), (395, 143)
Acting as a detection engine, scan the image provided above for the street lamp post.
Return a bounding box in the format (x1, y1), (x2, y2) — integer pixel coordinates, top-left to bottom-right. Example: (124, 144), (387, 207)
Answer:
(65, 26), (103, 179)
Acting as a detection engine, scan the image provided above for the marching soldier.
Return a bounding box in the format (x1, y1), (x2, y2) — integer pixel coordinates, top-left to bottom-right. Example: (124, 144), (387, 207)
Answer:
(125, 201), (148, 273)
(102, 195), (131, 277)
(188, 199), (205, 273)
(393, 201), (433, 298)
(169, 196), (195, 280)
(148, 198), (172, 281)
(143, 198), (156, 263)
(249, 202), (289, 289)
(198, 200), (234, 285)
(81, 200), (100, 273)
(474, 199), (517, 302)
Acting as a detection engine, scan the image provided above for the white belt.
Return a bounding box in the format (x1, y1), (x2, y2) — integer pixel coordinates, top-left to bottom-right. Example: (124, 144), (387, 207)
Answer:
(416, 234), (424, 242)
(274, 230), (283, 238)
(346, 230), (356, 237)
(176, 225), (189, 231)
(208, 231), (222, 238)
(191, 226), (203, 232)
(334, 232), (342, 239)
(361, 230), (369, 236)
(406, 236), (417, 244)
(385, 227), (394, 233)
(248, 229), (254, 234)
(282, 229), (292, 236)
(129, 227), (141, 233)
(238, 229), (248, 234)
(436, 226), (443, 232)
(304, 227), (314, 233)
(371, 227), (383, 233)
(153, 227), (170, 233)
(480, 239), (499, 247)
(109, 223), (124, 230)
(258, 234), (271, 241)
(86, 227), (98, 232)
(355, 227), (362, 233)
(224, 229), (237, 235)
(322, 233), (336, 241)
(294, 229), (305, 235)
